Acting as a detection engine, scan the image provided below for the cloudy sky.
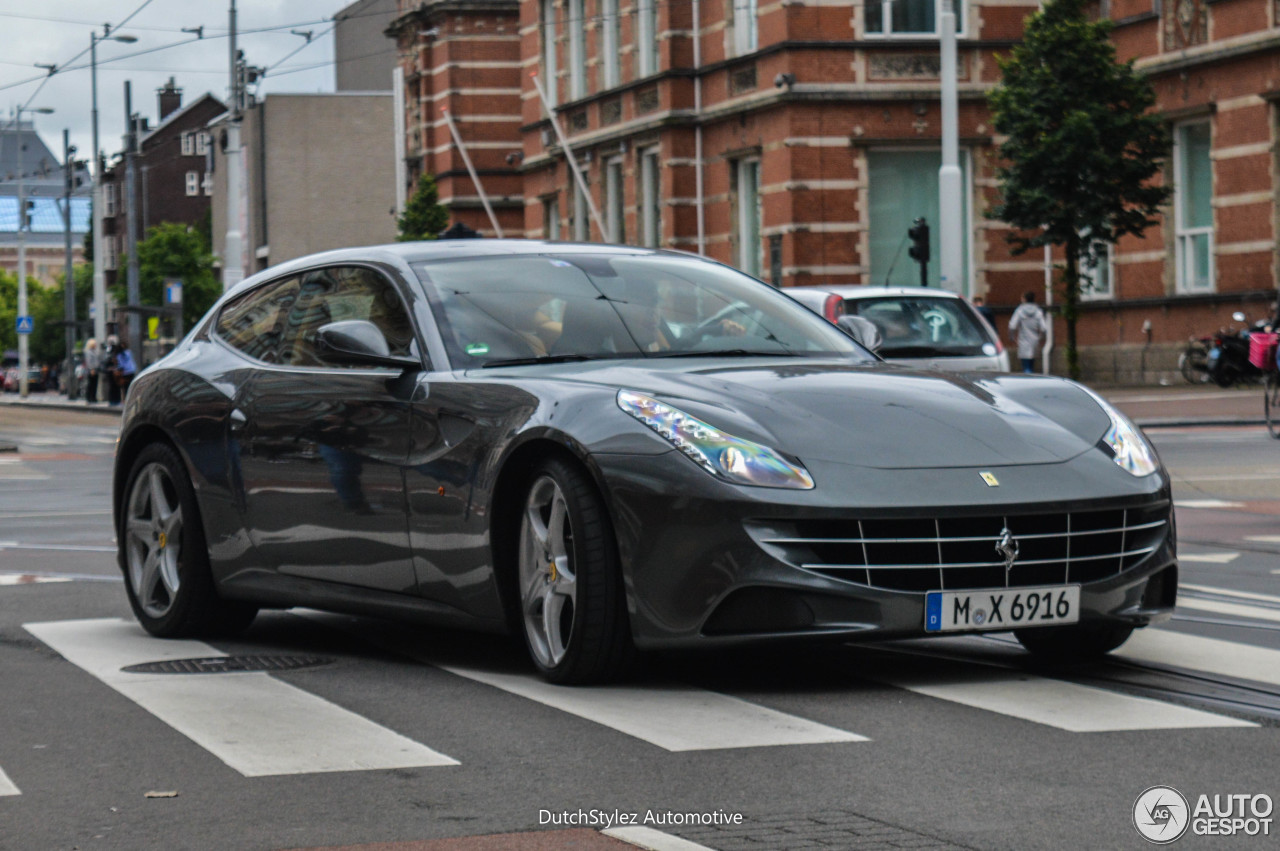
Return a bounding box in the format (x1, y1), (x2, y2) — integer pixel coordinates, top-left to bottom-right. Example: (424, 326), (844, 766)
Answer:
(1, 0), (366, 169)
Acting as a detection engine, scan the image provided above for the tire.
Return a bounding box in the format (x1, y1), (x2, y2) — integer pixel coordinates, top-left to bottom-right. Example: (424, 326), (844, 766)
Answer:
(515, 456), (634, 684)
(1014, 622), (1134, 661)
(120, 443), (257, 638)
(1267, 373), (1280, 439)
(1178, 344), (1210, 384)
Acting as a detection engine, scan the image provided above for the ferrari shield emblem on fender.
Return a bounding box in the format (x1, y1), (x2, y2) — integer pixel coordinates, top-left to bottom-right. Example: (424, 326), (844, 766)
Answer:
(980, 471), (999, 487)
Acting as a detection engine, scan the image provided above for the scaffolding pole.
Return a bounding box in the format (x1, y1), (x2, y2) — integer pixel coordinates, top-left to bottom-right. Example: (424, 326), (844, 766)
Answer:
(440, 107), (503, 237)
(529, 72), (605, 241)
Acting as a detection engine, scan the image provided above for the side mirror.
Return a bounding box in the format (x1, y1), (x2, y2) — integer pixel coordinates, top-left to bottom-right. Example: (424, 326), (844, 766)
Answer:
(837, 314), (883, 353)
(315, 320), (419, 370)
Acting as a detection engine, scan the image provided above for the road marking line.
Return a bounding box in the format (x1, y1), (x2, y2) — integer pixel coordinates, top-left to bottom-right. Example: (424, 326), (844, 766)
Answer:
(294, 611), (867, 751)
(1178, 598), (1280, 624)
(1175, 499), (1245, 509)
(1120, 628), (1280, 688)
(1245, 535), (1280, 543)
(0, 574), (74, 585)
(0, 511), (111, 518)
(1178, 474), (1280, 482)
(880, 670), (1253, 732)
(605, 826), (717, 850)
(25, 618), (459, 777)
(1179, 552), (1240, 564)
(0, 543), (118, 553)
(0, 766), (19, 796)
(440, 664), (868, 751)
(1182, 583), (1280, 605)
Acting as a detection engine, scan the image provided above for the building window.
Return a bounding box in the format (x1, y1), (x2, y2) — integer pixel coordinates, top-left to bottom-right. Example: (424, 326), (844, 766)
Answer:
(196, 132), (210, 156)
(636, 0), (658, 78)
(542, 0), (558, 107)
(638, 146), (660, 247)
(180, 132), (194, 156)
(104, 237), (118, 271)
(569, 0), (586, 99)
(103, 183), (117, 217)
(1079, 240), (1113, 301)
(573, 172), (590, 241)
(604, 155), (625, 243)
(734, 0), (759, 54)
(865, 0), (966, 36)
(867, 149), (971, 291)
(202, 171), (214, 196)
(600, 0), (621, 90)
(733, 157), (762, 278)
(544, 195), (561, 240)
(185, 171), (199, 196)
(1174, 121), (1213, 293)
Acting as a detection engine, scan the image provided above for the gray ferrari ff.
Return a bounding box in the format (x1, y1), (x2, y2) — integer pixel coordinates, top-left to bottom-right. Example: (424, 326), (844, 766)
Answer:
(113, 241), (1176, 683)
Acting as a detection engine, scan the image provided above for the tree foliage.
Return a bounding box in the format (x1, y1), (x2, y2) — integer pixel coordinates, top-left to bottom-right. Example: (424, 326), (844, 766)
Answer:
(112, 222), (221, 331)
(987, 0), (1171, 379)
(396, 174), (450, 241)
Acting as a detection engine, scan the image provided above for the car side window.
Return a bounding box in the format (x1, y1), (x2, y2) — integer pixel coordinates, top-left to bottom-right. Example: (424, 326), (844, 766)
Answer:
(278, 265), (416, 368)
(214, 276), (301, 363)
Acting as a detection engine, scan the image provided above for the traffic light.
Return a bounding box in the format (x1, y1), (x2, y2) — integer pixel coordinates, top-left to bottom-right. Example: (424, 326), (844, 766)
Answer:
(908, 217), (930, 263)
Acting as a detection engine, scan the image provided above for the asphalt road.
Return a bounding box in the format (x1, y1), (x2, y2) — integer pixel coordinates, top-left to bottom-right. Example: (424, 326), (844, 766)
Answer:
(0, 408), (1278, 851)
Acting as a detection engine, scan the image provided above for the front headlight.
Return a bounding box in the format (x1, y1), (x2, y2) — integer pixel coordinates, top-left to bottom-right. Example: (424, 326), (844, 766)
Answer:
(1083, 388), (1159, 477)
(617, 390), (815, 489)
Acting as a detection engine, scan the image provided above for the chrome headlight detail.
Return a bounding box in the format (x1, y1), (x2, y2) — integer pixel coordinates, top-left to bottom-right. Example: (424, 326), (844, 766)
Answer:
(1083, 388), (1159, 477)
(617, 390), (815, 489)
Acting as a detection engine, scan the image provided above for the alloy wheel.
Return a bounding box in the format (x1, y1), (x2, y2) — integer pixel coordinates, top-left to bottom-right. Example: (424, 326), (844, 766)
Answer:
(125, 462), (185, 619)
(518, 475), (578, 668)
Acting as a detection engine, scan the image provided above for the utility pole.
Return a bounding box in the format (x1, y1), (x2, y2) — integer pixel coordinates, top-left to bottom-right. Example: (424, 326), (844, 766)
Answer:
(938, 0), (964, 294)
(16, 122), (29, 397)
(124, 81), (141, 350)
(223, 0), (245, 291)
(63, 129), (78, 400)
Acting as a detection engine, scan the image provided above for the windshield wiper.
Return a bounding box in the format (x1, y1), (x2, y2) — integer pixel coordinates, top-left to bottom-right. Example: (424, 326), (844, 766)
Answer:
(480, 353), (595, 368)
(650, 348), (797, 359)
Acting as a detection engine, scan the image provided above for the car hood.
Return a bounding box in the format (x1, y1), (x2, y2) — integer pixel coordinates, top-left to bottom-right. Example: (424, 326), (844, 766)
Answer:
(524, 360), (1109, 469)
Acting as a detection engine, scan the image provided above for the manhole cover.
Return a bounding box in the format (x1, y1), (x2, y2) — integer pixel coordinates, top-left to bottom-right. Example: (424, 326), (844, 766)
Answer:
(122, 655), (335, 675)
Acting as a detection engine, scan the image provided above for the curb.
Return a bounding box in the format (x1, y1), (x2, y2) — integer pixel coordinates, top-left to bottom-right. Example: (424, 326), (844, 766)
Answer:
(1134, 417), (1267, 429)
(0, 398), (122, 417)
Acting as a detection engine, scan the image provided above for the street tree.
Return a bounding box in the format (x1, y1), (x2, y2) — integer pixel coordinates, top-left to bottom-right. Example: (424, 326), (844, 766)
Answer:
(987, 0), (1171, 379)
(113, 222), (221, 332)
(397, 174), (449, 241)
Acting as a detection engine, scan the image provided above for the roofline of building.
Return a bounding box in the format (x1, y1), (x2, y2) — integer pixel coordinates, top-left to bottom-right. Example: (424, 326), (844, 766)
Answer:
(140, 92), (226, 145)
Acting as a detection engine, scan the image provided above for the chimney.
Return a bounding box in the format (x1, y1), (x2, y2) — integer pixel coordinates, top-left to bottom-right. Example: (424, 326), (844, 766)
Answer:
(158, 77), (183, 120)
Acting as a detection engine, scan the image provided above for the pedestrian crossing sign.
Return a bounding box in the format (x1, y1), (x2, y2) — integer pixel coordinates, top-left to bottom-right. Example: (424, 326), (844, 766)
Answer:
(15, 315), (33, 335)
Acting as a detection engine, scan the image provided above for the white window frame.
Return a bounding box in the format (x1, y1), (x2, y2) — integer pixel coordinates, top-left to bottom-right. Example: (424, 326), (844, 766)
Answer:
(605, 155), (625, 243)
(636, 0), (658, 78)
(638, 146), (661, 247)
(1079, 240), (1113, 301)
(196, 132), (209, 157)
(103, 183), (117, 217)
(543, 0), (558, 107)
(185, 171), (200, 196)
(865, 0), (967, 38)
(202, 171), (214, 196)
(180, 132), (194, 156)
(733, 0), (759, 55)
(573, 172), (590, 241)
(734, 157), (762, 278)
(104, 236), (118, 271)
(600, 0), (620, 90)
(568, 0), (586, 99)
(544, 195), (561, 240)
(1174, 120), (1214, 294)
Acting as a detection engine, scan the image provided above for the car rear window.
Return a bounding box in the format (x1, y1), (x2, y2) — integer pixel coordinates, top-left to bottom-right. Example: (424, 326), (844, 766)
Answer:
(845, 296), (991, 358)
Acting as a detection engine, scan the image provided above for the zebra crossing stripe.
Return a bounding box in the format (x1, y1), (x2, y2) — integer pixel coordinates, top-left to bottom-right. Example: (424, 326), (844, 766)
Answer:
(25, 618), (459, 777)
(1118, 628), (1280, 688)
(0, 765), (20, 796)
(880, 669), (1255, 732)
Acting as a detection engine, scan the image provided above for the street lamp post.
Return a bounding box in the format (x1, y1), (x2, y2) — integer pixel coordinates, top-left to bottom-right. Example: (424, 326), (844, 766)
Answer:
(90, 27), (136, 397)
(12, 105), (55, 399)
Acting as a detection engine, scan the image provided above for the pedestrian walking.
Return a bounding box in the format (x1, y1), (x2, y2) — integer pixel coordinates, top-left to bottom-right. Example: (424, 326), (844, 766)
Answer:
(971, 295), (996, 328)
(84, 338), (102, 403)
(110, 336), (137, 404)
(1008, 290), (1047, 374)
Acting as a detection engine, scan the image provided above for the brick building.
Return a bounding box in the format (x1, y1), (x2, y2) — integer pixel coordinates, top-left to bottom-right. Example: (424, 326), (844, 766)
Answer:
(100, 81), (225, 290)
(389, 0), (1280, 381)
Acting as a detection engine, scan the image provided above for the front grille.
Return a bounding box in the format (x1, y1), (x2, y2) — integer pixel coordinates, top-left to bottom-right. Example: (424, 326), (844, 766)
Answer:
(747, 503), (1170, 592)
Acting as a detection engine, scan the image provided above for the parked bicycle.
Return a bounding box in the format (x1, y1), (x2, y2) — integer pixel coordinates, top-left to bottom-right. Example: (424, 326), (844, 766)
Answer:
(1179, 335), (1213, 384)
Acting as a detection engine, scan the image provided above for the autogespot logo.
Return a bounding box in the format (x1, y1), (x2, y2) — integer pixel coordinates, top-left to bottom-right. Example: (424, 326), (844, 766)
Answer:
(1134, 786), (1191, 844)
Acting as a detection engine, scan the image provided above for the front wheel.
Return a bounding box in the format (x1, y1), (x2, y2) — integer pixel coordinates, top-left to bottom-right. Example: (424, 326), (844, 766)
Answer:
(1178, 344), (1210, 384)
(516, 457), (633, 684)
(1266, 373), (1280, 439)
(1014, 622), (1134, 661)
(121, 444), (258, 637)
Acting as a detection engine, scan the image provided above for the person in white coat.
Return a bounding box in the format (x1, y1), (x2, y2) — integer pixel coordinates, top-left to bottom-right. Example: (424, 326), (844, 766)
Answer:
(1008, 290), (1046, 374)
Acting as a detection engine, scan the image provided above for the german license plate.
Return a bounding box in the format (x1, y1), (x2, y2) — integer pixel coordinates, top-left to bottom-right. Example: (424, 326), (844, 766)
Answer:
(924, 585), (1080, 632)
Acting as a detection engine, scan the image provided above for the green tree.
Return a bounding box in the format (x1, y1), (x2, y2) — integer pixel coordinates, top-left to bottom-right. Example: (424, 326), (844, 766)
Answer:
(113, 222), (221, 331)
(987, 0), (1171, 379)
(396, 174), (449, 241)
(0, 269), (17, 354)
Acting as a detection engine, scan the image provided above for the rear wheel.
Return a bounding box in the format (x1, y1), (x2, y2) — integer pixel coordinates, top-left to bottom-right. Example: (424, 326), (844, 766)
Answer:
(121, 444), (257, 637)
(1178, 343), (1210, 384)
(1266, 373), (1280, 439)
(1014, 622), (1134, 661)
(516, 457), (633, 684)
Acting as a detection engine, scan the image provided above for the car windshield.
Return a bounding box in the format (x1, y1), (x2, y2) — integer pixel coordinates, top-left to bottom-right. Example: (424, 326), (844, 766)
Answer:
(412, 253), (870, 367)
(846, 296), (991, 357)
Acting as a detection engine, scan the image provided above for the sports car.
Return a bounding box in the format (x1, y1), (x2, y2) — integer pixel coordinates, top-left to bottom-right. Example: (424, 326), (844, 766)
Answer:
(113, 241), (1176, 683)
